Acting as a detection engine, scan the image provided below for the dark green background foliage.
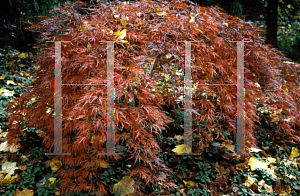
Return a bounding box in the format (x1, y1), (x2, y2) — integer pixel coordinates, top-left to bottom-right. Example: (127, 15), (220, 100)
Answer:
(1, 0), (300, 63)
(0, 0), (77, 53)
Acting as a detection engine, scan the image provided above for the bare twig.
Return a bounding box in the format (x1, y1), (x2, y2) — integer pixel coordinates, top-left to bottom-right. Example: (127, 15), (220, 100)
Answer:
(78, 8), (108, 23)
(148, 52), (160, 78)
(163, 32), (167, 44)
(147, 33), (167, 79)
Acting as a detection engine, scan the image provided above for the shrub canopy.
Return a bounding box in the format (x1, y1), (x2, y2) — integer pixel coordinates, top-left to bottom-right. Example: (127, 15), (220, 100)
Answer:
(5, 0), (300, 195)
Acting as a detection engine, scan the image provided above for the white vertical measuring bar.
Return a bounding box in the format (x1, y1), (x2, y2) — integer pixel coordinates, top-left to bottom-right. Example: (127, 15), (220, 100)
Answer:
(46, 40), (121, 157)
(176, 40), (202, 155)
(45, 41), (71, 156)
(47, 39), (251, 157)
(230, 39), (252, 155)
(184, 41), (193, 154)
(98, 41), (121, 156)
(175, 39), (252, 155)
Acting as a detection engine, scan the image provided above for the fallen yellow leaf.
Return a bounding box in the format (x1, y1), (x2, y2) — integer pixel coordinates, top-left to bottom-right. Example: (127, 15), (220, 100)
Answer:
(244, 175), (256, 187)
(42, 177), (56, 187)
(221, 142), (235, 153)
(183, 180), (196, 188)
(236, 161), (249, 171)
(87, 42), (92, 51)
(249, 147), (271, 157)
(264, 183), (273, 193)
(289, 147), (299, 160)
(97, 160), (109, 169)
(83, 21), (93, 31)
(121, 15), (129, 27)
(172, 144), (191, 154)
(11, 187), (33, 196)
(215, 162), (230, 177)
(248, 157), (268, 171)
(116, 29), (126, 40)
(6, 80), (16, 85)
(48, 160), (62, 172)
(18, 52), (27, 58)
(174, 134), (184, 141)
(2, 162), (18, 175)
(278, 185), (291, 195)
(0, 173), (20, 186)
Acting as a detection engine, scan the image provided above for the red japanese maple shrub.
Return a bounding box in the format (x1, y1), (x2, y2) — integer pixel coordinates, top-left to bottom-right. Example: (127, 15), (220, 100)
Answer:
(4, 0), (300, 195)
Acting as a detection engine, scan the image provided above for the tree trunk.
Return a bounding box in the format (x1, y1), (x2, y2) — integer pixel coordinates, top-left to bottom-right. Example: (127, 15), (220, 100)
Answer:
(266, 0), (278, 48)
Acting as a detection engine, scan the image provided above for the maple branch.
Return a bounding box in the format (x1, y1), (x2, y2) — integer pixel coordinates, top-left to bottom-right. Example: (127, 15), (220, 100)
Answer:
(126, 83), (150, 108)
(128, 33), (168, 107)
(147, 33), (167, 80)
(148, 52), (160, 79)
(78, 8), (108, 23)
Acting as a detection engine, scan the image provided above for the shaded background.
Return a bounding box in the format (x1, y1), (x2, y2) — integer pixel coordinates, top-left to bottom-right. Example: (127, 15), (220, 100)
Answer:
(1, 0), (300, 63)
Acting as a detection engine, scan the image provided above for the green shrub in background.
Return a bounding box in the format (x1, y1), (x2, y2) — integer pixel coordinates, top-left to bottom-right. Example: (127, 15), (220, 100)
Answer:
(0, 0), (77, 53)
(277, 20), (300, 64)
